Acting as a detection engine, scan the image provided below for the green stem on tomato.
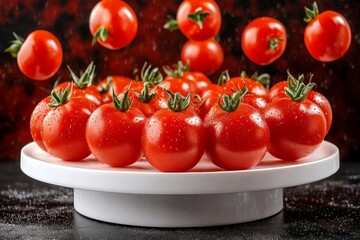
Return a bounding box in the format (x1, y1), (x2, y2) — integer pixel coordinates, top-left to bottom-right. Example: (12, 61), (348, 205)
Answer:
(163, 16), (179, 31)
(67, 61), (96, 89)
(165, 89), (191, 112)
(218, 85), (248, 112)
(92, 26), (109, 45)
(163, 61), (189, 78)
(269, 38), (284, 51)
(97, 76), (113, 94)
(4, 32), (24, 58)
(48, 84), (72, 108)
(304, 1), (320, 23)
(284, 70), (315, 102)
(217, 70), (231, 86)
(133, 82), (156, 103)
(141, 62), (163, 86)
(240, 71), (271, 90)
(113, 88), (132, 112)
(187, 7), (210, 29)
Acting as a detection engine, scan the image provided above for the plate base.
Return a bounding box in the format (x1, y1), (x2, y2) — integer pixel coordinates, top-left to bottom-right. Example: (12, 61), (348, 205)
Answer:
(74, 188), (283, 227)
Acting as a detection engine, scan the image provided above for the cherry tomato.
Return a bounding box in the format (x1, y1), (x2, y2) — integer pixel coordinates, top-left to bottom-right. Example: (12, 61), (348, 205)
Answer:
(264, 74), (327, 160)
(181, 38), (224, 75)
(241, 17), (286, 65)
(6, 30), (63, 81)
(142, 91), (205, 172)
(304, 2), (351, 62)
(158, 75), (196, 97)
(42, 86), (97, 161)
(86, 91), (146, 167)
(183, 71), (212, 96)
(89, 0), (138, 50)
(176, 0), (221, 41)
(198, 83), (224, 119)
(268, 80), (332, 134)
(204, 89), (270, 170)
(242, 94), (268, 114)
(30, 96), (51, 151)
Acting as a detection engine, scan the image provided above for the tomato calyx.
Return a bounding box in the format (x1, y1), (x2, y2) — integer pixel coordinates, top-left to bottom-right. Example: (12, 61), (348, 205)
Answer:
(97, 76), (113, 94)
(240, 71), (271, 90)
(304, 1), (320, 23)
(48, 84), (72, 108)
(163, 16), (179, 31)
(113, 88), (132, 112)
(187, 7), (210, 29)
(163, 61), (189, 78)
(133, 82), (156, 103)
(68, 61), (96, 89)
(5, 32), (24, 58)
(284, 71), (315, 102)
(92, 26), (109, 46)
(218, 85), (248, 112)
(269, 38), (285, 51)
(217, 70), (231, 86)
(141, 62), (163, 86)
(165, 89), (191, 112)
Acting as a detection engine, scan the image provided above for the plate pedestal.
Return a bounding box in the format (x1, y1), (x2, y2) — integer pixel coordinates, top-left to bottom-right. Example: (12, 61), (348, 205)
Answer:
(74, 188), (283, 227)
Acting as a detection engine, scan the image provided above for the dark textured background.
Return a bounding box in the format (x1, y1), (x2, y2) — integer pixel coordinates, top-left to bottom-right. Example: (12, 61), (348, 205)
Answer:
(0, 0), (359, 162)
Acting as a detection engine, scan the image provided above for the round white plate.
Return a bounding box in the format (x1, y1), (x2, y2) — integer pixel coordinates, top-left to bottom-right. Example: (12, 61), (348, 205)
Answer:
(20, 141), (339, 227)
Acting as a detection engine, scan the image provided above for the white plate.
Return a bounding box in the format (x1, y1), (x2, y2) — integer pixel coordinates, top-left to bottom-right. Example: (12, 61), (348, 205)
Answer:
(20, 141), (339, 227)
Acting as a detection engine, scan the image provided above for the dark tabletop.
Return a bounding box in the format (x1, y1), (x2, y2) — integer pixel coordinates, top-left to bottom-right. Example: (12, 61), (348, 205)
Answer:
(1, 160), (360, 240)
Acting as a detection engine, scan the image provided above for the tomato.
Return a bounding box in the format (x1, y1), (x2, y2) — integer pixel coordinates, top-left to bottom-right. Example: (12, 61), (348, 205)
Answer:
(241, 17), (286, 65)
(5, 30), (63, 81)
(142, 91), (205, 172)
(268, 79), (332, 134)
(30, 96), (51, 151)
(204, 88), (270, 170)
(242, 94), (268, 114)
(264, 74), (327, 160)
(158, 74), (196, 97)
(198, 83), (224, 119)
(42, 85), (97, 161)
(181, 38), (224, 75)
(55, 62), (103, 107)
(176, 0), (221, 41)
(304, 2), (351, 62)
(86, 91), (146, 167)
(89, 0), (138, 50)
(183, 71), (212, 96)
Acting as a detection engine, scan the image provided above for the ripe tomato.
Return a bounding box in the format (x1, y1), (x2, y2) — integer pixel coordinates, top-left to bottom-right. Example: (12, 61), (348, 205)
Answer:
(142, 91), (205, 172)
(30, 96), (51, 151)
(304, 2), (351, 62)
(89, 0), (138, 50)
(268, 79), (332, 134)
(181, 38), (224, 75)
(198, 83), (224, 119)
(264, 74), (327, 160)
(6, 30), (63, 81)
(176, 0), (221, 41)
(241, 17), (286, 65)
(86, 91), (146, 167)
(204, 88), (270, 170)
(42, 86), (97, 161)
(183, 71), (212, 96)
(159, 74), (196, 97)
(242, 94), (268, 114)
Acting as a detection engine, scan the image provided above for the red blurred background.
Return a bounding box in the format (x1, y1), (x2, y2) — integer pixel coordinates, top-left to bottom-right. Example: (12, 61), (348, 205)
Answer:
(0, 0), (359, 162)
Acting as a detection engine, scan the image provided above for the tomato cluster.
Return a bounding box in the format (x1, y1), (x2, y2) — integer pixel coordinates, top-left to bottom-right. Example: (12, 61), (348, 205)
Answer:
(29, 61), (332, 172)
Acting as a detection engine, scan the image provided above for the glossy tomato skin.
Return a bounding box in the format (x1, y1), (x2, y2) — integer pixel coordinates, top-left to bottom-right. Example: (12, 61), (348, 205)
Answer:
(268, 81), (332, 133)
(183, 71), (212, 96)
(158, 75), (196, 97)
(204, 103), (270, 170)
(242, 94), (268, 114)
(304, 10), (351, 62)
(42, 97), (97, 161)
(264, 98), (327, 161)
(176, 0), (221, 41)
(29, 96), (51, 151)
(222, 77), (268, 97)
(181, 38), (224, 75)
(17, 30), (63, 80)
(86, 104), (146, 167)
(241, 17), (286, 65)
(89, 0), (138, 50)
(142, 108), (205, 172)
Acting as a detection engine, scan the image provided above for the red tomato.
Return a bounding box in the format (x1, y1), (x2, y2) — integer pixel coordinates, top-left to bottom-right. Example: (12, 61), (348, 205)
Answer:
(42, 87), (97, 161)
(30, 96), (51, 151)
(198, 83), (224, 119)
(6, 30), (63, 81)
(89, 0), (138, 50)
(204, 90), (270, 170)
(86, 93), (146, 167)
(181, 38), (224, 75)
(304, 2), (351, 62)
(268, 80), (332, 133)
(241, 17), (286, 65)
(183, 71), (212, 96)
(176, 0), (221, 41)
(242, 94), (268, 114)
(142, 92), (205, 172)
(158, 75), (196, 97)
